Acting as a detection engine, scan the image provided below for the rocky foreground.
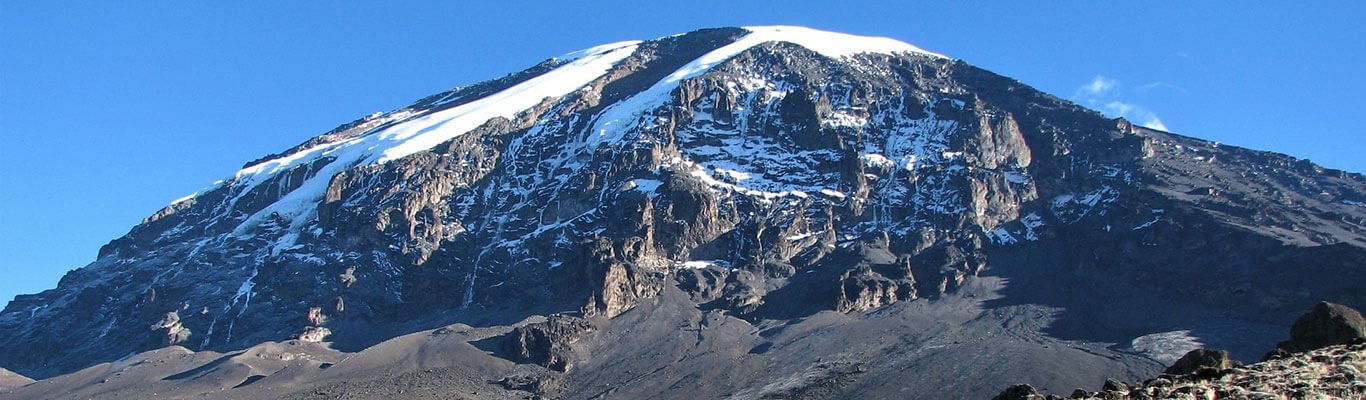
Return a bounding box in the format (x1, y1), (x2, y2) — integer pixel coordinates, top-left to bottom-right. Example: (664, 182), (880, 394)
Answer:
(997, 302), (1366, 400)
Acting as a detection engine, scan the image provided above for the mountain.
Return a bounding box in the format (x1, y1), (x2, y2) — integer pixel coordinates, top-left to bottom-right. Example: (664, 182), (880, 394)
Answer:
(2, 26), (1365, 399)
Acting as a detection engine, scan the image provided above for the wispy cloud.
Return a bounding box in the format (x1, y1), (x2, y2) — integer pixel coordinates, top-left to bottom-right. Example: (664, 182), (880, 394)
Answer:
(1103, 101), (1167, 131)
(1074, 76), (1170, 131)
(1136, 82), (1188, 94)
(1078, 75), (1119, 97)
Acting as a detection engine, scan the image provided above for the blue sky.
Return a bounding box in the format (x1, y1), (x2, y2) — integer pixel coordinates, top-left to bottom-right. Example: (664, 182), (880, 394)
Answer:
(1, 2), (1362, 303)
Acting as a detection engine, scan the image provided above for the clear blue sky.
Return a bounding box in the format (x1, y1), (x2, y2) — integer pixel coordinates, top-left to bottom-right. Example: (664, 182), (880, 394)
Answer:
(1, 2), (1362, 304)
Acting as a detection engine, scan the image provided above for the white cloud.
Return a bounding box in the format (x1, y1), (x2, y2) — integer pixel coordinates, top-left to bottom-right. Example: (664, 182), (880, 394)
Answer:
(1079, 75), (1119, 97)
(1104, 101), (1167, 131)
(1140, 115), (1168, 131)
(1103, 101), (1134, 116)
(1076, 76), (1170, 132)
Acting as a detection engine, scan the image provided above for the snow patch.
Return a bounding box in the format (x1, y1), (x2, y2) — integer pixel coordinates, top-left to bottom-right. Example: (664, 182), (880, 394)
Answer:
(741, 26), (946, 59)
(1004, 171), (1030, 185)
(824, 111), (868, 128)
(987, 212), (1044, 245)
(715, 168), (752, 183)
(224, 41), (639, 236)
(170, 180), (227, 205)
(1130, 330), (1204, 365)
(1132, 208), (1165, 230)
(901, 154), (919, 172)
(986, 227), (1017, 245)
(860, 153), (896, 171)
(629, 179), (663, 193)
(1051, 186), (1118, 223)
(678, 260), (732, 270)
(1021, 213), (1044, 241)
(687, 162), (807, 202)
(557, 40), (643, 61)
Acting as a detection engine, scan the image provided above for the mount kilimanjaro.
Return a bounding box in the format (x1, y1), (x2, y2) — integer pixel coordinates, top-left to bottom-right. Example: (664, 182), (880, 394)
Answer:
(2, 26), (1364, 399)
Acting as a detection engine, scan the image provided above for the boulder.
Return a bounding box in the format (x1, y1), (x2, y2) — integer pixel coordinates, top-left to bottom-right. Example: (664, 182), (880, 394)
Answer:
(495, 373), (562, 397)
(992, 384), (1042, 400)
(148, 311), (191, 346)
(1266, 302), (1366, 359)
(1101, 378), (1128, 393)
(297, 326), (331, 343)
(1163, 348), (1240, 376)
(306, 306), (327, 325)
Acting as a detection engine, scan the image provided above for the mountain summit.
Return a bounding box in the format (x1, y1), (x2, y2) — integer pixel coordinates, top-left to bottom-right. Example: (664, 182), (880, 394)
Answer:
(3, 26), (1364, 399)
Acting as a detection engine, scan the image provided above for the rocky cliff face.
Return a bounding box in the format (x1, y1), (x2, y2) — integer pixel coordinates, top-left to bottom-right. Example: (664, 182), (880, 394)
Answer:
(1, 26), (1364, 390)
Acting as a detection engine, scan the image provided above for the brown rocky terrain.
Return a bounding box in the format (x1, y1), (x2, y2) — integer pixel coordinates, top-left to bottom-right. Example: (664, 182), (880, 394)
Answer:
(996, 302), (1366, 400)
(1000, 345), (1366, 400)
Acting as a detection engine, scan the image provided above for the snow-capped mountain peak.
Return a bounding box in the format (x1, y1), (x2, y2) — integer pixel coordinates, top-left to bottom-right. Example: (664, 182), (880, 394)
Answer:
(195, 26), (944, 239)
(2, 28), (1363, 400)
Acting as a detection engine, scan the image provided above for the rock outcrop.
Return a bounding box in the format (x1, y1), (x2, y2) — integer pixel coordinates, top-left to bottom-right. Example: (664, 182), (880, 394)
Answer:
(297, 326), (331, 343)
(1267, 301), (1366, 359)
(502, 315), (594, 372)
(495, 373), (563, 398)
(1162, 348), (1240, 377)
(834, 264), (916, 313)
(148, 311), (191, 347)
(992, 384), (1046, 400)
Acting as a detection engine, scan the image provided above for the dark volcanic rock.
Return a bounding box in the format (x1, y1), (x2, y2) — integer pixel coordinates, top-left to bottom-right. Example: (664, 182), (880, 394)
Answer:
(502, 315), (594, 372)
(1101, 378), (1128, 392)
(993, 384), (1042, 400)
(834, 264), (915, 313)
(1162, 348), (1239, 376)
(496, 373), (563, 397)
(1267, 301), (1366, 359)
